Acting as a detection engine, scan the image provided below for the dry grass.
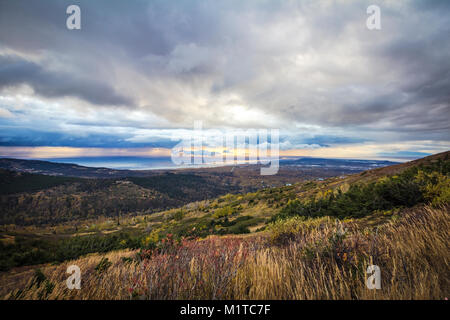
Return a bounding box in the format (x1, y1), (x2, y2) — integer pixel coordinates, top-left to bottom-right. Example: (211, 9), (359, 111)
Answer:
(234, 205), (449, 299)
(2, 205), (448, 300)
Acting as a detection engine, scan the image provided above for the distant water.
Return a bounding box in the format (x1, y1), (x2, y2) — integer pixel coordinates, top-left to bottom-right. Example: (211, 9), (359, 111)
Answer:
(40, 156), (399, 171)
(46, 157), (178, 170)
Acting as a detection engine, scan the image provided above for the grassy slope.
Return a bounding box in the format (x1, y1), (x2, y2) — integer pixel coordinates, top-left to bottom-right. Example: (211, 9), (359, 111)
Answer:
(0, 151), (449, 299)
(2, 205), (448, 299)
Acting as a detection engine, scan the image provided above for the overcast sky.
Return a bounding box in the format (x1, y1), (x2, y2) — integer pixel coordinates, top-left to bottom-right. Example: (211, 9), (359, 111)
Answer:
(0, 0), (449, 161)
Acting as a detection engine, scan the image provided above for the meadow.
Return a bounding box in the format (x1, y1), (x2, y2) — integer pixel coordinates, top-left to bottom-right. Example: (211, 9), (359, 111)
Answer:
(2, 205), (447, 300)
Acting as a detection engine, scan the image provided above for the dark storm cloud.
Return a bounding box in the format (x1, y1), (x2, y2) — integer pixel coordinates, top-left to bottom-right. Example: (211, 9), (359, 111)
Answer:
(265, 0), (450, 141)
(0, 55), (133, 106)
(0, 127), (176, 148)
(413, 0), (450, 11)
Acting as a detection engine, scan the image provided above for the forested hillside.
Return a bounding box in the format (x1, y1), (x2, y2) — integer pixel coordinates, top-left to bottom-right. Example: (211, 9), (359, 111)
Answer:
(0, 171), (240, 225)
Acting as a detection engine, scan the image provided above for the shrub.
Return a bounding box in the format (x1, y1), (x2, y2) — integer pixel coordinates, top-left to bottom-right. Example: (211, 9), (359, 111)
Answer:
(415, 171), (450, 206)
(172, 210), (185, 221)
(95, 257), (112, 274)
(272, 159), (450, 221)
(213, 206), (233, 219)
(32, 269), (47, 287)
(268, 216), (332, 245)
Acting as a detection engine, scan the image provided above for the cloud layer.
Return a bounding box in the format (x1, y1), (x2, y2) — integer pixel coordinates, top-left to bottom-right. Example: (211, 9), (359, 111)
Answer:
(0, 0), (449, 159)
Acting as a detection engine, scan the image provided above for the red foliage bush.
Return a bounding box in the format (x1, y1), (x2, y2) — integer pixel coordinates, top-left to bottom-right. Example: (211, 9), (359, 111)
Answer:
(129, 237), (253, 299)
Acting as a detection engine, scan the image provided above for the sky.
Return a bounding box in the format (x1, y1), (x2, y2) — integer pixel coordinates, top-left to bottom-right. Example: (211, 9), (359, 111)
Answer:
(0, 0), (449, 163)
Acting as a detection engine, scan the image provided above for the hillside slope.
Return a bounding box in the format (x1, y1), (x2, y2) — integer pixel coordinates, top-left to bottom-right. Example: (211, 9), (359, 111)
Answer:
(136, 150), (450, 239)
(0, 156), (401, 226)
(0, 151), (449, 300)
(0, 151), (448, 273)
(2, 203), (448, 300)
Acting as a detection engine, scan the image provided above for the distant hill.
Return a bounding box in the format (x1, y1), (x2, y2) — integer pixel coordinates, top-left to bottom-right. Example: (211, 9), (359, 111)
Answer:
(0, 156), (398, 178)
(0, 158), (148, 178)
(281, 157), (397, 168)
(343, 150), (450, 181)
(0, 169), (242, 225)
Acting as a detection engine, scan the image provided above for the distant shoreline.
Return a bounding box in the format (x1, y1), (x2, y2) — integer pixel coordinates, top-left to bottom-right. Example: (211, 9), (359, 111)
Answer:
(0, 155), (402, 172)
